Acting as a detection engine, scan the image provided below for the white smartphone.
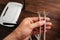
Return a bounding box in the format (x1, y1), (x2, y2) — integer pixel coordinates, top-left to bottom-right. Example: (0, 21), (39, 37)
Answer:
(0, 2), (23, 27)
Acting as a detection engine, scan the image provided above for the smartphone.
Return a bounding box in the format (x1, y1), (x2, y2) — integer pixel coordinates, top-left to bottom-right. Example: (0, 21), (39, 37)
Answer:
(0, 2), (23, 27)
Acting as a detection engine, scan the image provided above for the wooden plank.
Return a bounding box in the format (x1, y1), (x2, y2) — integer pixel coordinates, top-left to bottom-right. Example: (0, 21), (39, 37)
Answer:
(25, 0), (60, 13)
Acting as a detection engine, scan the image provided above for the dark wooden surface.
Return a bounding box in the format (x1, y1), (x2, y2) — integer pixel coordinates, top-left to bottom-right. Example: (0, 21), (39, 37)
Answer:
(0, 0), (60, 40)
(25, 0), (60, 40)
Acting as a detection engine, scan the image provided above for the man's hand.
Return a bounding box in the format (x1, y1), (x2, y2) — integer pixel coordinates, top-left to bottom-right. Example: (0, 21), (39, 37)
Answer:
(3, 17), (52, 40)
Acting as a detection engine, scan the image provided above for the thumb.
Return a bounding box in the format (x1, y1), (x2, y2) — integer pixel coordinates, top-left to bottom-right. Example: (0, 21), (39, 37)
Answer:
(31, 21), (45, 29)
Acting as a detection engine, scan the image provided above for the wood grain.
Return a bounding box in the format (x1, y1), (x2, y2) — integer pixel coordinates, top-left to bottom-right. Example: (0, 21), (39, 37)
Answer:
(25, 0), (60, 13)
(25, 0), (60, 40)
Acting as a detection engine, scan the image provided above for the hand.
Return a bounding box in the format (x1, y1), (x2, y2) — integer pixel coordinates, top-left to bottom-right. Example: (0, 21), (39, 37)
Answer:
(3, 17), (52, 40)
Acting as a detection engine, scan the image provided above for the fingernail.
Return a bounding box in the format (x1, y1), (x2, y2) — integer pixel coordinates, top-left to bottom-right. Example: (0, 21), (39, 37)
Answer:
(50, 23), (52, 25)
(49, 27), (51, 29)
(46, 17), (50, 20)
(47, 27), (51, 29)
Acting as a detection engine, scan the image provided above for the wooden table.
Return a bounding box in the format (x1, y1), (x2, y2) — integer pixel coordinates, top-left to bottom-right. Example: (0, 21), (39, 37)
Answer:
(25, 0), (60, 40)
(0, 0), (60, 40)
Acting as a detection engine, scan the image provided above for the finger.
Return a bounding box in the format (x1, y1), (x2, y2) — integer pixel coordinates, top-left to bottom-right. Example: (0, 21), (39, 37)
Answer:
(30, 17), (50, 22)
(33, 26), (51, 34)
(31, 21), (45, 29)
(33, 30), (47, 34)
(46, 26), (51, 29)
(41, 17), (50, 21)
(46, 22), (52, 26)
(30, 17), (39, 21)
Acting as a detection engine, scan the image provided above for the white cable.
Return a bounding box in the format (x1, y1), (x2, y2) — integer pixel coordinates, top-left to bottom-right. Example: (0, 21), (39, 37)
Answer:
(30, 11), (46, 40)
(30, 36), (32, 40)
(37, 12), (41, 40)
(35, 34), (39, 40)
(34, 12), (41, 40)
(43, 10), (46, 40)
(30, 12), (42, 40)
